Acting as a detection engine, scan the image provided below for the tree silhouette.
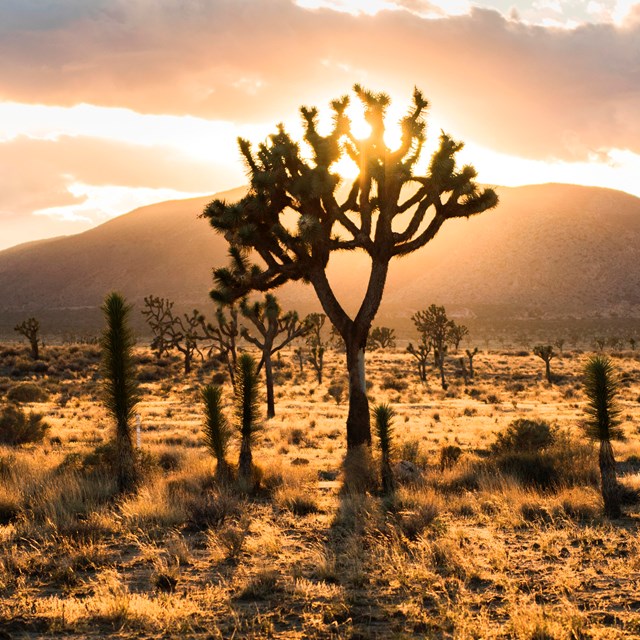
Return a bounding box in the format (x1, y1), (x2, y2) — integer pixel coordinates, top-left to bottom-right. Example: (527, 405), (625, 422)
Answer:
(100, 292), (139, 493)
(368, 326), (396, 350)
(142, 295), (207, 374)
(14, 317), (41, 360)
(412, 305), (455, 389)
(240, 294), (309, 418)
(449, 323), (469, 352)
(202, 86), (497, 449)
(407, 335), (430, 382)
(206, 304), (240, 388)
(533, 344), (556, 384)
(305, 313), (328, 384)
(583, 355), (624, 518)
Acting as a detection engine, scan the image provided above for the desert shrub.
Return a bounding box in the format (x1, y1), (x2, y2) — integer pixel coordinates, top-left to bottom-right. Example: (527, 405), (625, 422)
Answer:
(7, 382), (49, 403)
(0, 405), (50, 445)
(380, 375), (408, 392)
(494, 451), (560, 489)
(440, 445), (463, 470)
(491, 418), (556, 454)
(327, 381), (345, 405)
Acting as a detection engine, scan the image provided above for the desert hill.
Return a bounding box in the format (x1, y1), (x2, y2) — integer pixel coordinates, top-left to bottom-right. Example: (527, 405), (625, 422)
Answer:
(1, 183), (639, 336)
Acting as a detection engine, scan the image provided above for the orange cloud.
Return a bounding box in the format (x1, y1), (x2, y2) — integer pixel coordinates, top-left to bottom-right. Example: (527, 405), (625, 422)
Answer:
(0, 2), (639, 161)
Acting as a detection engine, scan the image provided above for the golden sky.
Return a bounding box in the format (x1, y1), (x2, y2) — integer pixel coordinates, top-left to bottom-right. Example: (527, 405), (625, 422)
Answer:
(1, 0), (639, 249)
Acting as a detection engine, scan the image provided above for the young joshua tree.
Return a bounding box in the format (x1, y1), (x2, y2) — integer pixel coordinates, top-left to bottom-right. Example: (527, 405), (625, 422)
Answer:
(202, 86), (497, 449)
(306, 313), (328, 384)
(101, 292), (139, 493)
(583, 355), (624, 518)
(373, 403), (396, 495)
(407, 335), (431, 382)
(14, 317), (41, 360)
(201, 384), (233, 482)
(240, 294), (309, 418)
(533, 344), (556, 384)
(235, 353), (261, 488)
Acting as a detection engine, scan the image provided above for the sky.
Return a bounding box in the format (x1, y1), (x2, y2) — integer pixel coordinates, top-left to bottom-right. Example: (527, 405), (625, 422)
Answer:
(1, 0), (639, 250)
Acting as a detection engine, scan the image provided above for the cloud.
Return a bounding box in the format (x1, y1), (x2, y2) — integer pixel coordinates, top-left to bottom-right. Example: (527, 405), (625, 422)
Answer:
(0, 1), (639, 162)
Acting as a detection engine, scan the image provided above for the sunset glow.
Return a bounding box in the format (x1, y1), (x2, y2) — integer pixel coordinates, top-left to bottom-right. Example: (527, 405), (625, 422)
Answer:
(1, 0), (639, 249)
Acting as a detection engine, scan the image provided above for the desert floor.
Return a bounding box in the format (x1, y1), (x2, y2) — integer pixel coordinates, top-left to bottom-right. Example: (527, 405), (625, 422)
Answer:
(1, 342), (639, 638)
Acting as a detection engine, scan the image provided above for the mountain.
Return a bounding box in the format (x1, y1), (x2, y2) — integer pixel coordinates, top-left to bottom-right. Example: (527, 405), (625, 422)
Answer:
(1, 183), (639, 336)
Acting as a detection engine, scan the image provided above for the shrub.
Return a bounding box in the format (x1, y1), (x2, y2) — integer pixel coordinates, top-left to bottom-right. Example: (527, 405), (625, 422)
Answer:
(0, 405), (50, 445)
(491, 418), (556, 454)
(380, 375), (408, 392)
(7, 382), (49, 403)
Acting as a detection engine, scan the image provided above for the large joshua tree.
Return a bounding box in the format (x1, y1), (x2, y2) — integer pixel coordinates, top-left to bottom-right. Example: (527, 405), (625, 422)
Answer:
(14, 317), (41, 360)
(101, 292), (139, 493)
(583, 355), (624, 518)
(202, 86), (498, 449)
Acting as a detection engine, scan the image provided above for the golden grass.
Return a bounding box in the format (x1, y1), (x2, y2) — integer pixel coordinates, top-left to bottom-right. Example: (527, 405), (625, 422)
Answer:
(0, 344), (639, 637)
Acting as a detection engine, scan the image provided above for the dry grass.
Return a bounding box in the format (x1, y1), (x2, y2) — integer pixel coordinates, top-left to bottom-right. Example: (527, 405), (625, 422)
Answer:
(0, 343), (639, 638)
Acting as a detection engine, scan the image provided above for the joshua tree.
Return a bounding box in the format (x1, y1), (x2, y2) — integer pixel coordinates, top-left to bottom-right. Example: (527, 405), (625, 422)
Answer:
(141, 295), (173, 358)
(465, 347), (479, 379)
(554, 338), (565, 354)
(373, 403), (396, 495)
(240, 294), (309, 418)
(306, 313), (328, 384)
(407, 335), (431, 382)
(368, 327), (396, 350)
(412, 305), (455, 389)
(583, 355), (624, 518)
(14, 317), (41, 360)
(235, 353), (261, 488)
(293, 344), (306, 374)
(201, 384), (233, 482)
(628, 337), (636, 351)
(142, 295), (208, 374)
(202, 86), (497, 450)
(449, 323), (469, 352)
(593, 336), (606, 352)
(100, 292), (139, 493)
(207, 304), (240, 387)
(533, 344), (556, 384)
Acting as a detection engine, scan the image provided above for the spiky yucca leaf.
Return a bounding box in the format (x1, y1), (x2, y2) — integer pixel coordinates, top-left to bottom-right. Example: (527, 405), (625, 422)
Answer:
(583, 355), (624, 442)
(100, 292), (139, 492)
(201, 385), (232, 463)
(235, 353), (261, 443)
(374, 403), (396, 460)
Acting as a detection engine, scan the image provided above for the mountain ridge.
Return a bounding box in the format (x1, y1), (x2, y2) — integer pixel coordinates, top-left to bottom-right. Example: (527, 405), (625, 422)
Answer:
(1, 182), (639, 335)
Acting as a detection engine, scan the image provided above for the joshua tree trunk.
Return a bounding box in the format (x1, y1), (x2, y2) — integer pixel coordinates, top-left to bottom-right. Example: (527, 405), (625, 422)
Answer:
(30, 337), (39, 360)
(345, 339), (371, 449)
(599, 440), (621, 518)
(545, 360), (552, 384)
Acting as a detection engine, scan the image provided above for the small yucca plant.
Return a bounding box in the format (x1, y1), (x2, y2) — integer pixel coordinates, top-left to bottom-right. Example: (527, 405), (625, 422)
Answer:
(583, 354), (624, 518)
(374, 403), (396, 495)
(201, 384), (233, 482)
(235, 353), (261, 488)
(101, 292), (139, 493)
